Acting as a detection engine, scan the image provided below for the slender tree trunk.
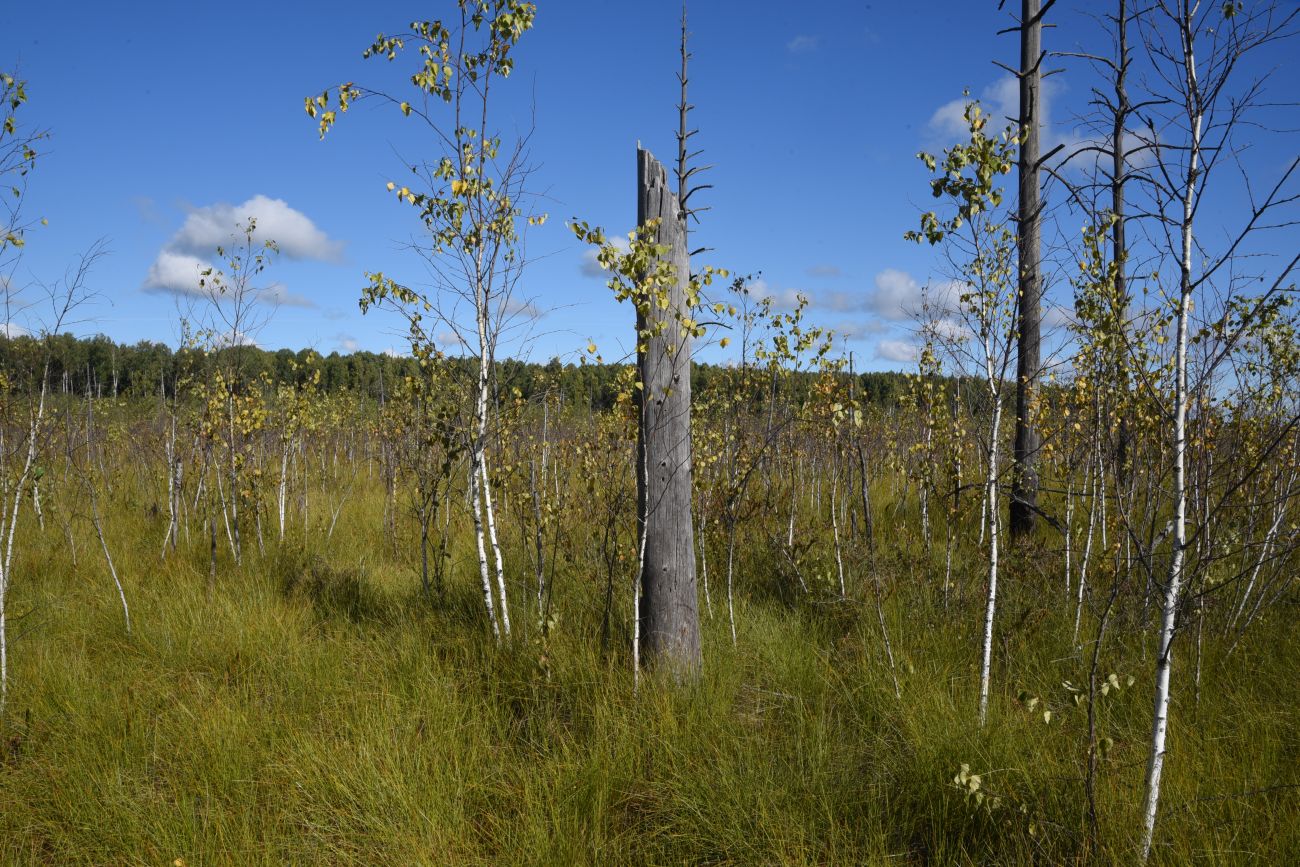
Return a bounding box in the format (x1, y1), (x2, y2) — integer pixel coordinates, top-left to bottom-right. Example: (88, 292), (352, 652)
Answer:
(480, 456), (511, 637)
(1064, 468), (1075, 598)
(226, 395), (241, 565)
(831, 453), (846, 597)
(89, 488), (130, 633)
(278, 442), (289, 541)
(531, 399), (549, 619)
(725, 526), (737, 646)
(979, 395), (1004, 726)
(468, 445), (501, 640)
(1141, 35), (1200, 853)
(698, 511), (712, 618)
(1074, 451), (1100, 644)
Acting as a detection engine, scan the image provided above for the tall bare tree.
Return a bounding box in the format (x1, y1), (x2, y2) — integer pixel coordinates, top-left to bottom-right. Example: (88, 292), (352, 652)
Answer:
(1002, 0), (1062, 540)
(1130, 1), (1299, 858)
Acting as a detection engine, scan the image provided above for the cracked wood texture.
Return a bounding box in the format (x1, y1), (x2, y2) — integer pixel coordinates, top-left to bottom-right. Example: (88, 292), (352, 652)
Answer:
(636, 147), (701, 675)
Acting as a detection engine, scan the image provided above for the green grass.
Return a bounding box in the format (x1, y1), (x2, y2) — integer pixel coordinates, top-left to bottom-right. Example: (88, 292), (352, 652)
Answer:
(0, 481), (1296, 865)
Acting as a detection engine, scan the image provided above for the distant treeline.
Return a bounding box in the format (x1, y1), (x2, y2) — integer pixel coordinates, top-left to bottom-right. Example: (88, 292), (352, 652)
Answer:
(0, 333), (923, 410)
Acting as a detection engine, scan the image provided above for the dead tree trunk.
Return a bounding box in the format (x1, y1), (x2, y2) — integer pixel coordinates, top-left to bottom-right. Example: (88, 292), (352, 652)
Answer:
(1010, 0), (1046, 541)
(1111, 0), (1133, 485)
(636, 147), (701, 675)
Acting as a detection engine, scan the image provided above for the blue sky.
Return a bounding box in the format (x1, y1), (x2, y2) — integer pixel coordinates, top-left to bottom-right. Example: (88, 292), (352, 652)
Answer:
(2, 1), (1296, 371)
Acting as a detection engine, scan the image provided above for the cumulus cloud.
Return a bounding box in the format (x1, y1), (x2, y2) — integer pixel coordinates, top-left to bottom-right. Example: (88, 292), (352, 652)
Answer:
(863, 268), (924, 321)
(787, 35), (819, 54)
(257, 282), (314, 309)
(863, 269), (965, 322)
(745, 277), (808, 311)
(502, 296), (543, 319)
(144, 250), (212, 297)
(925, 316), (973, 343)
(334, 333), (360, 353)
(925, 76), (1144, 174)
(170, 195), (343, 262)
(436, 330), (466, 348)
(144, 254), (313, 308)
(142, 195), (341, 306)
(876, 339), (922, 364)
(928, 77), (1021, 145)
(1, 322), (30, 338)
(214, 329), (257, 348)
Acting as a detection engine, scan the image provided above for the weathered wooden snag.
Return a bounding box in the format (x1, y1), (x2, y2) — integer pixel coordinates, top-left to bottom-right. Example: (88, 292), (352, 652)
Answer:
(635, 146), (701, 675)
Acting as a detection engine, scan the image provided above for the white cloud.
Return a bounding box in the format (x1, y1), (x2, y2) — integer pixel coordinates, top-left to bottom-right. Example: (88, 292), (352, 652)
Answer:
(435, 330), (465, 348)
(383, 346), (410, 358)
(171, 195), (343, 262)
(925, 77), (1147, 176)
(257, 281), (314, 309)
(579, 249), (604, 278)
(863, 270), (965, 322)
(144, 256), (312, 307)
(927, 77), (1020, 145)
(806, 264), (843, 278)
(1057, 127), (1156, 174)
(787, 35), (819, 54)
(926, 75), (1094, 159)
(745, 277), (807, 311)
(863, 268), (923, 321)
(143, 195), (339, 306)
(1, 322), (30, 338)
(926, 316), (972, 342)
(143, 250), (212, 297)
(502, 296), (542, 319)
(214, 329), (257, 348)
(876, 339), (922, 363)
(1044, 303), (1074, 328)
(334, 333), (360, 353)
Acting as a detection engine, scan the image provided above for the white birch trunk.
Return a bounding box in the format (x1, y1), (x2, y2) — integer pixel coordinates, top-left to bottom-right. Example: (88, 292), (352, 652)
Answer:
(978, 393), (1003, 727)
(468, 445), (500, 640)
(1140, 38), (1200, 855)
